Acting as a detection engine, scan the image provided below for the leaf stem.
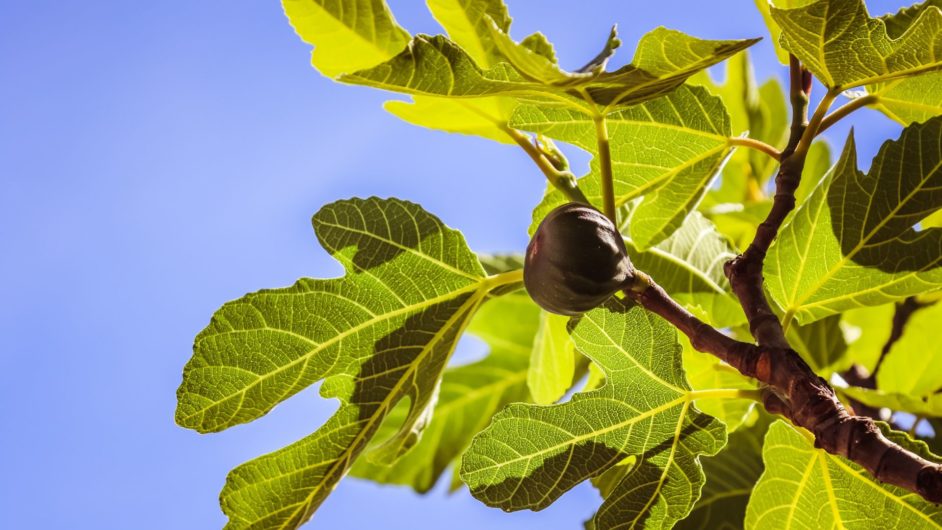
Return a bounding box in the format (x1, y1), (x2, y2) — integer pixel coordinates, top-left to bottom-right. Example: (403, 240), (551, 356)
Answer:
(727, 136), (782, 161)
(793, 86), (840, 159)
(505, 127), (589, 204)
(817, 94), (879, 136)
(486, 268), (524, 288)
(688, 388), (764, 402)
(593, 115), (617, 223)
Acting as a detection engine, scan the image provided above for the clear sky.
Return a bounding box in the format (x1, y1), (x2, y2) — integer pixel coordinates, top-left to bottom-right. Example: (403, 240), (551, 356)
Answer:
(0, 1), (910, 528)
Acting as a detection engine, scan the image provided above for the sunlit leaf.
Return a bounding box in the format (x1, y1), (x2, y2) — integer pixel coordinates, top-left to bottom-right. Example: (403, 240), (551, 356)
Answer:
(521, 85), (733, 247)
(691, 50), (788, 190)
(682, 337), (756, 432)
(869, 72), (942, 125)
(792, 140), (832, 204)
(625, 211), (744, 328)
(784, 314), (847, 374)
(383, 0), (521, 144)
(771, 0), (942, 89)
(176, 198), (505, 528)
(342, 30), (757, 112)
(351, 292), (534, 492)
(841, 303), (894, 373)
(752, 0), (816, 64)
(878, 302), (942, 397)
(529, 310), (577, 404)
(841, 386), (942, 418)
(282, 0), (410, 78)
(745, 421), (942, 528)
(767, 118), (942, 324)
(676, 414), (769, 529)
(461, 299), (726, 529)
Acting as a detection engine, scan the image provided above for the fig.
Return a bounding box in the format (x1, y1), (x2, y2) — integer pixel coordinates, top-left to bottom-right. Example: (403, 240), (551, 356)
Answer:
(524, 203), (635, 316)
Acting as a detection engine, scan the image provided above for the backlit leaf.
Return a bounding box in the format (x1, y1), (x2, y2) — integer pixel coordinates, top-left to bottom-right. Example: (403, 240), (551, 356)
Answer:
(676, 414), (769, 529)
(176, 198), (506, 528)
(529, 310), (577, 404)
(869, 72), (942, 125)
(520, 85), (733, 247)
(460, 299), (726, 529)
(767, 117), (942, 324)
(282, 0), (410, 78)
(624, 211), (744, 328)
(745, 421), (942, 529)
(351, 292), (534, 492)
(342, 30), (757, 112)
(784, 314), (847, 374)
(878, 302), (942, 397)
(771, 0), (942, 89)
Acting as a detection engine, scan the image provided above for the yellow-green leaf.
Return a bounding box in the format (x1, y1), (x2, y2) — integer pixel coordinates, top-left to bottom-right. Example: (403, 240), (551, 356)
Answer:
(350, 292), (534, 492)
(461, 299), (727, 529)
(528, 310), (577, 404)
(282, 0), (410, 78)
(771, 0), (942, 89)
(745, 421), (942, 529)
(767, 118), (942, 324)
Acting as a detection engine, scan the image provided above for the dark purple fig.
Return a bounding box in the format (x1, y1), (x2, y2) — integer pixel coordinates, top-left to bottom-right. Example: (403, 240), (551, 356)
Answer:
(524, 203), (635, 316)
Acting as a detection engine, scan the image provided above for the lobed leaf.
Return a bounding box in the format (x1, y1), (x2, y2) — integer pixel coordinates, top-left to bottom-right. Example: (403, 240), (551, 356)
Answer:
(460, 299), (726, 529)
(771, 0), (942, 89)
(341, 29), (757, 113)
(676, 414), (769, 529)
(745, 421), (942, 529)
(176, 198), (501, 528)
(351, 292), (534, 492)
(282, 0), (410, 78)
(767, 117), (942, 324)
(521, 85), (733, 247)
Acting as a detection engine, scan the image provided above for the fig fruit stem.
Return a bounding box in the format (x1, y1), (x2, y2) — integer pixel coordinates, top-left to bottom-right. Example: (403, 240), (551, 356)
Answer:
(593, 115), (617, 223)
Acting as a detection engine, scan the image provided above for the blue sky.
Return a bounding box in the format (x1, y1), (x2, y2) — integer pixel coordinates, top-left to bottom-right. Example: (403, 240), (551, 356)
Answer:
(0, 1), (910, 528)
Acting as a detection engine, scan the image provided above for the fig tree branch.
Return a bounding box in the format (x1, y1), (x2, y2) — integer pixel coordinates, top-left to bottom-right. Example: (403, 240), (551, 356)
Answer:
(680, 55), (942, 501)
(505, 127), (590, 204)
(723, 56), (813, 349)
(622, 273), (942, 504)
(727, 136), (782, 161)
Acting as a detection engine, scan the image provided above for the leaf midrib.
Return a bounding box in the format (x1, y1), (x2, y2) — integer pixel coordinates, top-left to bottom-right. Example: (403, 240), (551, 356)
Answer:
(181, 279), (484, 428)
(243, 286), (490, 530)
(786, 155), (942, 313)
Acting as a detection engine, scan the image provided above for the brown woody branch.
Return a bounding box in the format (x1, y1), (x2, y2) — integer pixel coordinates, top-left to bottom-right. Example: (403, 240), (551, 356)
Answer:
(627, 56), (942, 503)
(623, 276), (942, 503)
(722, 55), (811, 349)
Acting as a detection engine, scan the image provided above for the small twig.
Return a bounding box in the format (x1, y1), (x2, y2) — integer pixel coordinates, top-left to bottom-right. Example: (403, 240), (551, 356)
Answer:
(505, 127), (589, 204)
(872, 297), (926, 377)
(593, 115), (617, 223)
(727, 136), (782, 161)
(817, 94), (879, 136)
(623, 273), (942, 504)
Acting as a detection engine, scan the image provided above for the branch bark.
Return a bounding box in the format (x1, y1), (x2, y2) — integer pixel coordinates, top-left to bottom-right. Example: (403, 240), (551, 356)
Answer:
(623, 275), (942, 504)
(627, 56), (942, 503)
